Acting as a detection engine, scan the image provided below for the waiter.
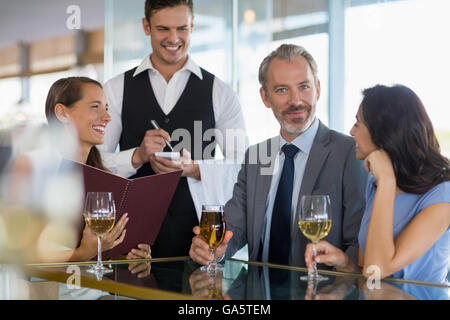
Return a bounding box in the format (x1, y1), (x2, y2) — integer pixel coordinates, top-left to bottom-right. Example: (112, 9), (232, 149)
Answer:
(99, 0), (248, 257)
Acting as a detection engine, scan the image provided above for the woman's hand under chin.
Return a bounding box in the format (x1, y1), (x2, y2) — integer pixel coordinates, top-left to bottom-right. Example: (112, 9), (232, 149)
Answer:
(364, 149), (396, 184)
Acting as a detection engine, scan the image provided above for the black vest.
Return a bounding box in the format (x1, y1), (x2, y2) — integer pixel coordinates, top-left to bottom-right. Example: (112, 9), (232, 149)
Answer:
(120, 66), (216, 258)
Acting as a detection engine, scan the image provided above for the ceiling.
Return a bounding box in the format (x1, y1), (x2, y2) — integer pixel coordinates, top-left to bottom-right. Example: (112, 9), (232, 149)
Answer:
(0, 0), (105, 48)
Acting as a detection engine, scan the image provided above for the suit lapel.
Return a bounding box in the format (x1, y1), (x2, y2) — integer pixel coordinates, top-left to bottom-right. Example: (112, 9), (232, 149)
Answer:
(292, 122), (331, 241)
(251, 137), (279, 259)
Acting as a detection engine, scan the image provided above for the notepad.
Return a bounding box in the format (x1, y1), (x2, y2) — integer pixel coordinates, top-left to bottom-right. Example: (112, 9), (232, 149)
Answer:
(61, 159), (182, 258)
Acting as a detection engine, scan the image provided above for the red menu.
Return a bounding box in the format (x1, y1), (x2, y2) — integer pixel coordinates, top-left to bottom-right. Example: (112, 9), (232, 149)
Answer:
(62, 160), (181, 258)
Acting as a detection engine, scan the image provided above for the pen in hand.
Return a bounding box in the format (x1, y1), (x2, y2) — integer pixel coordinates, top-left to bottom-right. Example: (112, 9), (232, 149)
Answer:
(151, 120), (174, 151)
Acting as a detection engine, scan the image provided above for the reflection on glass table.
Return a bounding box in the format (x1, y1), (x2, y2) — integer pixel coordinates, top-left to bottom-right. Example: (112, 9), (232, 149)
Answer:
(0, 264), (113, 300)
(20, 257), (449, 300)
(188, 267), (229, 300)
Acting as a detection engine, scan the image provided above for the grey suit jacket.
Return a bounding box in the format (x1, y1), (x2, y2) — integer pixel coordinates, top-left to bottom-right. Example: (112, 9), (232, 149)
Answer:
(224, 121), (369, 267)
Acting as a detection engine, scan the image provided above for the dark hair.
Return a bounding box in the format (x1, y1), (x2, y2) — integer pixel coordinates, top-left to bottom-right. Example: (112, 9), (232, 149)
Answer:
(45, 77), (108, 171)
(360, 84), (450, 194)
(145, 0), (193, 21)
(145, 0), (194, 21)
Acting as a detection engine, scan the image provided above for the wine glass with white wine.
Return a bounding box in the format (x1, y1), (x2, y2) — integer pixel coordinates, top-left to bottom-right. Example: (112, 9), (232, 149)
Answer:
(83, 192), (116, 275)
(298, 195), (332, 282)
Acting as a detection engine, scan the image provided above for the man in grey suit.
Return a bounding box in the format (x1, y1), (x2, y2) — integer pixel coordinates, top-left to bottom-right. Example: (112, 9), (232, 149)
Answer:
(189, 44), (368, 269)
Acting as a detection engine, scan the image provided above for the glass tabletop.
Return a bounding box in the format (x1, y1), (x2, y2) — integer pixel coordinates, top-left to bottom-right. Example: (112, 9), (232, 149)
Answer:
(13, 257), (450, 300)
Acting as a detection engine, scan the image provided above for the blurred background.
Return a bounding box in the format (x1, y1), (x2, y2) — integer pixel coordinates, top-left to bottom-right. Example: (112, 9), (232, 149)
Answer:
(0, 0), (449, 151)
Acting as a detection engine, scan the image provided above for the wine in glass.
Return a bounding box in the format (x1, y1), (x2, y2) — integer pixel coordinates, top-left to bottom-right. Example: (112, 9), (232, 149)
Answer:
(83, 192), (116, 275)
(199, 205), (226, 274)
(298, 195), (332, 282)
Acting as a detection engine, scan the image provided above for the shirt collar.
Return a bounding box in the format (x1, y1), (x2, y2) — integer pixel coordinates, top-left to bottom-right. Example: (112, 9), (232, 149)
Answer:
(133, 54), (203, 80)
(279, 117), (319, 155)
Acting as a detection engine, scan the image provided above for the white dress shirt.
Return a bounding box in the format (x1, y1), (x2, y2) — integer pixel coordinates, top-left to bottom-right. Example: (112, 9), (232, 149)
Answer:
(260, 118), (319, 263)
(99, 55), (248, 221)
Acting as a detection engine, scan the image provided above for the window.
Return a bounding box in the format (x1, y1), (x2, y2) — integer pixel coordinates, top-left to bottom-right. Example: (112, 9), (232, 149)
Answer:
(236, 0), (329, 145)
(0, 77), (21, 122)
(345, 0), (450, 156)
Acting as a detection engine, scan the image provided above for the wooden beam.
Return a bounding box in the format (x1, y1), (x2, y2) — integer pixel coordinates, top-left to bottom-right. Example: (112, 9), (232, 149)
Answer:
(0, 44), (21, 78)
(0, 27), (105, 79)
(29, 34), (77, 73)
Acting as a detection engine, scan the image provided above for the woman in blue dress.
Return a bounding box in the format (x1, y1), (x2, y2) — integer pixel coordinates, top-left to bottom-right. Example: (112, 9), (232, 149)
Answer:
(305, 84), (450, 283)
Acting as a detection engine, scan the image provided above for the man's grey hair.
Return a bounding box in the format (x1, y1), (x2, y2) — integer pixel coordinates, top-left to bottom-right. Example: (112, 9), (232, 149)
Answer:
(258, 44), (319, 92)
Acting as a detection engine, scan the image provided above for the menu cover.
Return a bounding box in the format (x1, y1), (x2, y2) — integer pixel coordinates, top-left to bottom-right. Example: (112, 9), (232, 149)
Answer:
(62, 160), (182, 258)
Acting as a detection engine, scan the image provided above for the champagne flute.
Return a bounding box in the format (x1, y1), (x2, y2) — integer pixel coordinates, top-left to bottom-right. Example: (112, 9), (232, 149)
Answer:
(199, 205), (226, 274)
(298, 195), (332, 282)
(83, 192), (116, 275)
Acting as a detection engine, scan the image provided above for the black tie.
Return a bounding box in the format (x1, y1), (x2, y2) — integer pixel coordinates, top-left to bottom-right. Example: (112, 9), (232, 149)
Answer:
(269, 144), (299, 265)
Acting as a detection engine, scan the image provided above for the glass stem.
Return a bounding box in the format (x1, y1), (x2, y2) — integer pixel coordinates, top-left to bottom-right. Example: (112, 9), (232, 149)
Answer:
(207, 248), (217, 276)
(97, 236), (102, 268)
(210, 248), (216, 267)
(312, 242), (318, 276)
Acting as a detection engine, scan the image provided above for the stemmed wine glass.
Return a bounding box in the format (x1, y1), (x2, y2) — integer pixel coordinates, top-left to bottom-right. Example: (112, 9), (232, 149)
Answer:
(199, 205), (226, 274)
(298, 195), (332, 282)
(83, 192), (116, 275)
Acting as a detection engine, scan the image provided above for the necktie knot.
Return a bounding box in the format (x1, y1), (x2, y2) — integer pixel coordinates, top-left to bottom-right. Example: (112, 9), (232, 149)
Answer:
(282, 144), (299, 159)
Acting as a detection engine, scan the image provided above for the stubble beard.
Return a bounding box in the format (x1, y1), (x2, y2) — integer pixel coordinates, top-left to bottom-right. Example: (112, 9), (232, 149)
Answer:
(275, 104), (315, 135)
